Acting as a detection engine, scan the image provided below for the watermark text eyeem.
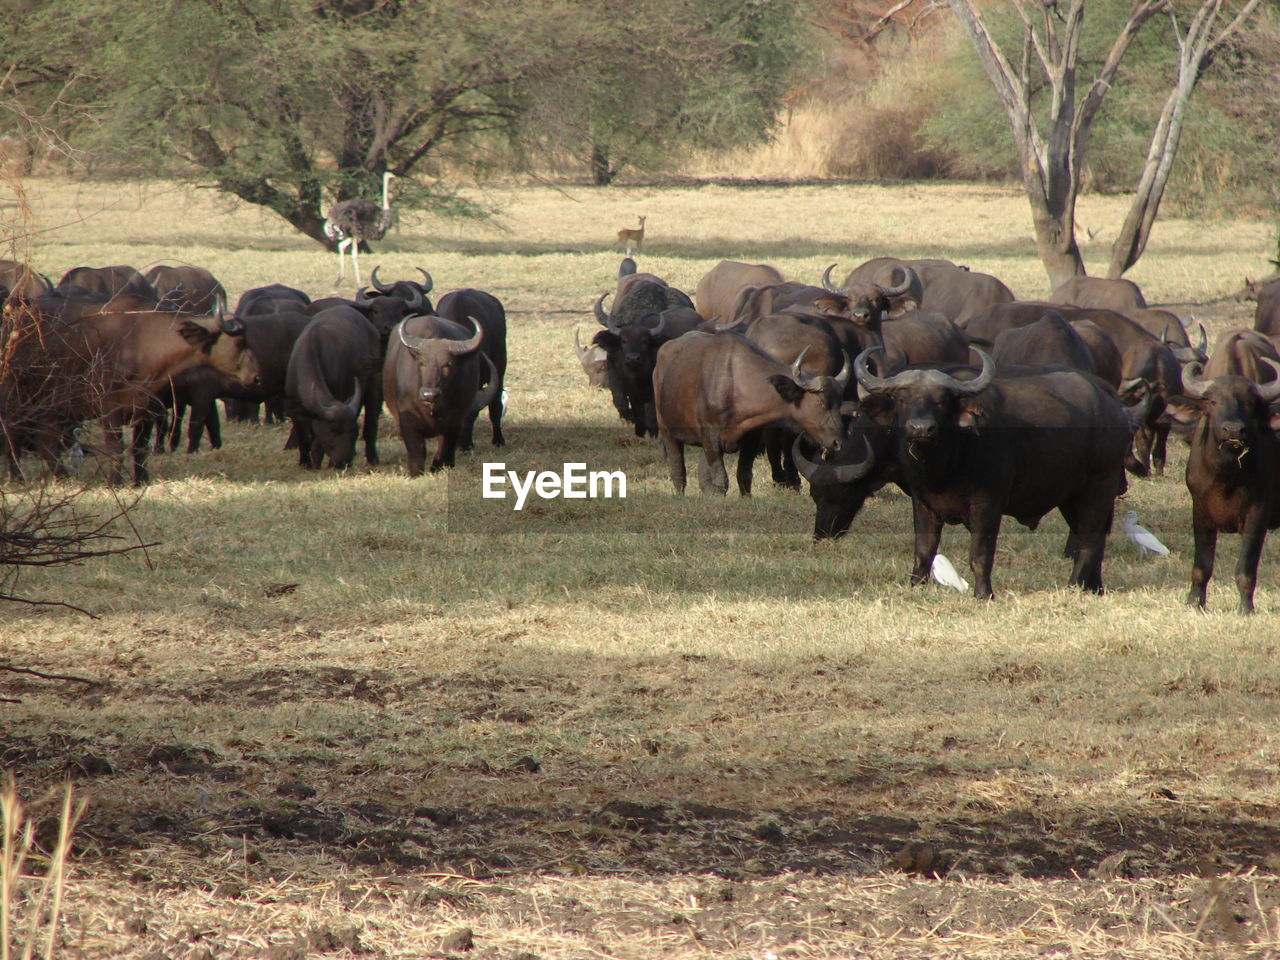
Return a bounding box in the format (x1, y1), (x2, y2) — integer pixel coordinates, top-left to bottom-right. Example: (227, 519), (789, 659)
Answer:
(482, 462), (627, 511)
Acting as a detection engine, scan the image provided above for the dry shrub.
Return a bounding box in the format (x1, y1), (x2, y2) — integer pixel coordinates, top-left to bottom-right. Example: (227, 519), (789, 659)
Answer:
(1, 780), (85, 960)
(824, 99), (950, 179)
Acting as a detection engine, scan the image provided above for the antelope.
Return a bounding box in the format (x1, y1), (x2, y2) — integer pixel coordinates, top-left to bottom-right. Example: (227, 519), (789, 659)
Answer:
(616, 216), (646, 256)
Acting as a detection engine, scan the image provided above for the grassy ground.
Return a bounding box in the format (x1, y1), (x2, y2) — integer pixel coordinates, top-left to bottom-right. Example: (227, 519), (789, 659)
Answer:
(3, 178), (1280, 958)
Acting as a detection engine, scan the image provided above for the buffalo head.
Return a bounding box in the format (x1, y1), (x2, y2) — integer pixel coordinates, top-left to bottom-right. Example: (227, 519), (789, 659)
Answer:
(854, 346), (995, 446)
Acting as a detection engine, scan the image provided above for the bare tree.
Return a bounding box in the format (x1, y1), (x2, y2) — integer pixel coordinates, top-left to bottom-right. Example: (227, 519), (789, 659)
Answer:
(1108, 0), (1263, 277)
(948, 0), (1261, 287)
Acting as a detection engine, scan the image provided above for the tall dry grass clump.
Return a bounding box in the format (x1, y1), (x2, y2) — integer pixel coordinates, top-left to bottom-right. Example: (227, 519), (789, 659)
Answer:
(1, 781), (85, 960)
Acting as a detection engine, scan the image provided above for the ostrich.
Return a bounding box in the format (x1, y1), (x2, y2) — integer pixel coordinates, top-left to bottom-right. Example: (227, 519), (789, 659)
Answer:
(324, 170), (397, 287)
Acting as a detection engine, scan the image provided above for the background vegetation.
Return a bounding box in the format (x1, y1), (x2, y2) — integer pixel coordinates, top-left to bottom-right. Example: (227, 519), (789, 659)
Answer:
(3, 0), (1276, 222)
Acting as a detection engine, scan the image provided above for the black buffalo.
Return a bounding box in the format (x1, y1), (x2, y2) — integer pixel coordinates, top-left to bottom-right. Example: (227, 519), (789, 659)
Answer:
(435, 288), (508, 450)
(594, 307), (703, 437)
(854, 348), (1136, 599)
(284, 307), (382, 469)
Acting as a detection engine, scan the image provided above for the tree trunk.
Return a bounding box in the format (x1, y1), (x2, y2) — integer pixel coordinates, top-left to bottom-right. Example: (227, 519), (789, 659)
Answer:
(590, 144), (614, 186)
(1106, 0), (1262, 278)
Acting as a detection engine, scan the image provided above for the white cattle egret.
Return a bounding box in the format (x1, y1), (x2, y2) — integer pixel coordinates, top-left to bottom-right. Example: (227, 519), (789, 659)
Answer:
(931, 553), (969, 592)
(1123, 510), (1169, 556)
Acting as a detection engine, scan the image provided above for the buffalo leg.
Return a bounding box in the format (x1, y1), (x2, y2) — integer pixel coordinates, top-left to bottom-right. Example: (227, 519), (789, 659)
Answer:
(909, 498), (944, 588)
(293, 419), (315, 469)
(1187, 509), (1218, 609)
(660, 431), (686, 494)
(764, 425), (800, 490)
(402, 427), (428, 478)
(489, 377), (505, 447)
(362, 378), (381, 465)
(1235, 512), (1269, 614)
(699, 431), (729, 496)
(1128, 425), (1154, 478)
(431, 427), (461, 473)
(1063, 497), (1110, 594)
(101, 417), (126, 486)
(966, 505), (1002, 600)
(130, 419), (152, 486)
(1151, 423), (1169, 476)
(206, 401), (221, 449)
(735, 430), (761, 497)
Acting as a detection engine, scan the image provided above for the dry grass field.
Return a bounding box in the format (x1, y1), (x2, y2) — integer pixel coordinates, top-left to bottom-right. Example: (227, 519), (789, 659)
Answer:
(3, 177), (1280, 959)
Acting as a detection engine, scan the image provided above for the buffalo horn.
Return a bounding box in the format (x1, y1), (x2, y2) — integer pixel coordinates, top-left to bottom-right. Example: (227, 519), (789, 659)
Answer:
(415, 267), (433, 295)
(594, 294), (611, 328)
(397, 321), (431, 354)
(1181, 362), (1212, 398)
(351, 289), (376, 308)
(790, 345), (813, 383)
(878, 265), (915, 298)
(1257, 358), (1280, 402)
(399, 283), (426, 314)
(833, 350), (851, 391)
(370, 265), (393, 294)
(953, 348), (995, 394)
(792, 434), (874, 485)
(1194, 321), (1208, 356)
(444, 318), (484, 355)
(644, 311), (666, 338)
(470, 354), (500, 414)
(1119, 377), (1146, 395)
(853, 346), (893, 392)
(346, 380), (363, 416)
(821, 263), (841, 293)
(574, 328), (589, 359)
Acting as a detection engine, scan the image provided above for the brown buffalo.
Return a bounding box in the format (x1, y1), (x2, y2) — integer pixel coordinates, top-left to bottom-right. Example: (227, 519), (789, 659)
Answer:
(845, 258), (1013, 324)
(1165, 360), (1280, 613)
(144, 265), (227, 315)
(1204, 329), (1280, 384)
(10, 304), (258, 484)
(694, 260), (785, 323)
(1254, 280), (1280, 340)
(654, 332), (850, 496)
(384, 316), (499, 475)
(0, 259), (52, 300)
(1051, 275), (1147, 310)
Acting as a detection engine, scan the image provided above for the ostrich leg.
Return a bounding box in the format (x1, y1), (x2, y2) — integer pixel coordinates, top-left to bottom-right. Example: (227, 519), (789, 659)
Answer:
(336, 237), (352, 284)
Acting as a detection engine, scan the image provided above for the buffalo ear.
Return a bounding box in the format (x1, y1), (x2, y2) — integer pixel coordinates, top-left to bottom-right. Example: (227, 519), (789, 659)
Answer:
(885, 297), (918, 319)
(177, 319), (217, 350)
(1268, 403), (1280, 434)
(957, 400), (986, 432)
(592, 330), (621, 352)
(812, 294), (847, 315)
(767, 374), (805, 405)
(1163, 395), (1205, 426)
(858, 392), (896, 427)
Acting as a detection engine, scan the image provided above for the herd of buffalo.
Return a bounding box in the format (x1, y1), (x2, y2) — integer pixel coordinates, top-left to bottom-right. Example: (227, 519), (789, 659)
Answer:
(579, 256), (1280, 612)
(2, 253), (1279, 612)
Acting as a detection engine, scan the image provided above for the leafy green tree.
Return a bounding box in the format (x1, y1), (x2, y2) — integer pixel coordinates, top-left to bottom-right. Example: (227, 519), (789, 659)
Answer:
(3, 0), (610, 242)
(506, 0), (805, 185)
